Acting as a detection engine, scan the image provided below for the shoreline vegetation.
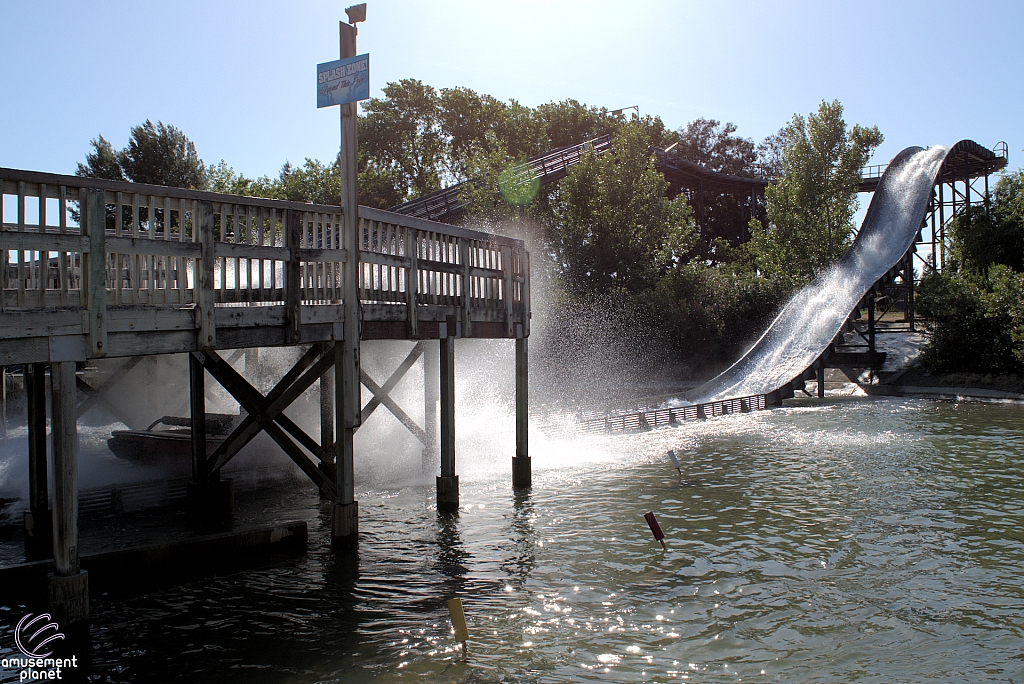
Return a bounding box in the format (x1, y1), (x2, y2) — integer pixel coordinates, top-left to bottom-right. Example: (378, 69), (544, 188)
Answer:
(71, 83), (1023, 397)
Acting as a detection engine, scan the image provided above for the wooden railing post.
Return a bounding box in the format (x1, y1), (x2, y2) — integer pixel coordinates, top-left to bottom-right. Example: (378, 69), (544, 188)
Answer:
(285, 209), (302, 344)
(406, 225), (418, 337)
(460, 238), (471, 337)
(82, 188), (107, 357)
(501, 245), (513, 337)
(197, 202), (217, 349)
(521, 249), (531, 338)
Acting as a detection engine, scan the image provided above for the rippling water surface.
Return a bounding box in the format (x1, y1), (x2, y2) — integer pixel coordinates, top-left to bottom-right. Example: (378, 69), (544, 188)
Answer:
(2, 397), (1023, 682)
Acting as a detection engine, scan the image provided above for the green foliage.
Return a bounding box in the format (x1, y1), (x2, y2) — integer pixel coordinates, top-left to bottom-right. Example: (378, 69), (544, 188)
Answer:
(644, 263), (788, 364)
(749, 100), (883, 287)
(915, 271), (1018, 374)
(917, 170), (1024, 375)
(76, 120), (207, 189)
(548, 124), (697, 294)
(76, 134), (124, 181)
(948, 171), (1024, 275)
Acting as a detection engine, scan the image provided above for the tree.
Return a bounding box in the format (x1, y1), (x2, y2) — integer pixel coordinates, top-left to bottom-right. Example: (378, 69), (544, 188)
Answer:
(749, 100), (883, 286)
(359, 79), (446, 201)
(76, 120), (207, 189)
(948, 170), (1024, 275)
(76, 134), (125, 181)
(548, 123), (697, 294)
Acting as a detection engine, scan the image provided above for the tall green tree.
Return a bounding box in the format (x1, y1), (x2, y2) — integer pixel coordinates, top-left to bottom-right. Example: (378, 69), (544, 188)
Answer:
(76, 120), (207, 189)
(549, 123), (697, 294)
(749, 100), (883, 286)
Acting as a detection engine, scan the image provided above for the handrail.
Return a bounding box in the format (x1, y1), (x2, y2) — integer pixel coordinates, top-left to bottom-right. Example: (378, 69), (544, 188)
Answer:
(0, 167), (530, 362)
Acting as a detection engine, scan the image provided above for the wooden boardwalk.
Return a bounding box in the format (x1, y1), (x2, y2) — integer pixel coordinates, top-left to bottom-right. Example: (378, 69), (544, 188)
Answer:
(0, 168), (530, 364)
(1, 166), (533, 623)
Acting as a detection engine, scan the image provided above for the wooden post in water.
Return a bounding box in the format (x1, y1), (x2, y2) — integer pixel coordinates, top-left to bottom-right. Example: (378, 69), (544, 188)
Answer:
(512, 337), (530, 488)
(47, 361), (88, 624)
(817, 366), (826, 399)
(437, 317), (459, 512)
(332, 16), (362, 546)
(24, 363), (51, 556)
(190, 353), (208, 483)
(187, 353), (232, 520)
(319, 343), (337, 495)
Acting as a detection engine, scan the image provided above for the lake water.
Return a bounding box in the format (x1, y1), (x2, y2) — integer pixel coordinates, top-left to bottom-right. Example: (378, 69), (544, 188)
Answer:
(1, 395), (1023, 682)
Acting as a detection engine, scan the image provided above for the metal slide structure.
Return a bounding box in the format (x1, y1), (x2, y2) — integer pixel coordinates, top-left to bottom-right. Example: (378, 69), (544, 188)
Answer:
(686, 142), (998, 404)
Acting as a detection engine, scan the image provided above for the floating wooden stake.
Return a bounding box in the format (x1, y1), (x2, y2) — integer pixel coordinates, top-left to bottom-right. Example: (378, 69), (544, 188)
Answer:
(667, 449), (682, 474)
(447, 597), (469, 655)
(644, 511), (667, 550)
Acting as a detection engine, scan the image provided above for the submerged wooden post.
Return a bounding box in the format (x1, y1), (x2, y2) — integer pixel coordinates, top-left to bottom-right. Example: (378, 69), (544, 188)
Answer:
(48, 361), (88, 624)
(190, 352), (208, 483)
(512, 337), (530, 489)
(332, 17), (361, 546)
(319, 344), (337, 495)
(187, 353), (233, 521)
(25, 363), (51, 556)
(437, 317), (458, 512)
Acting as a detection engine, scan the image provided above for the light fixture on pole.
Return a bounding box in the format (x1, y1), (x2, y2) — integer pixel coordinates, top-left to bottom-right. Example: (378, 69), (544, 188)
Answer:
(611, 105), (639, 118)
(345, 3), (367, 24)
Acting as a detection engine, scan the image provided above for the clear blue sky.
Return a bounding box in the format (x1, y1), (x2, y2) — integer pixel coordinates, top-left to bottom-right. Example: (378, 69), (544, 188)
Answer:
(1, 0), (1021, 180)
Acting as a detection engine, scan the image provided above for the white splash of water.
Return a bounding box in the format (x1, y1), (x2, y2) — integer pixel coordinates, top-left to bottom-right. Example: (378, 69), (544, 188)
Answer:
(688, 146), (948, 403)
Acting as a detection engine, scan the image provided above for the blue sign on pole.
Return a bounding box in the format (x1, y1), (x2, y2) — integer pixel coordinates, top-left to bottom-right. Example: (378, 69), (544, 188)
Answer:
(317, 54), (370, 108)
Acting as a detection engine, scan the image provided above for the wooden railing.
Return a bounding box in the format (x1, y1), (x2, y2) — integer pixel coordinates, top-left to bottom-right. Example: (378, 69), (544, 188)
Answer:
(0, 168), (530, 363)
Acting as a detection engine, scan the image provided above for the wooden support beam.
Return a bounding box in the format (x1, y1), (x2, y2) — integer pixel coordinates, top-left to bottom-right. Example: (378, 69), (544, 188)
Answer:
(437, 318), (458, 512)
(360, 342), (426, 423)
(26, 364), (48, 511)
(50, 362), (79, 576)
(76, 356), (143, 419)
(359, 369), (429, 445)
(24, 363), (52, 557)
(513, 337), (530, 489)
(189, 352), (208, 482)
(194, 349), (337, 499)
(333, 17), (361, 546)
(206, 344), (324, 473)
(320, 343), (335, 462)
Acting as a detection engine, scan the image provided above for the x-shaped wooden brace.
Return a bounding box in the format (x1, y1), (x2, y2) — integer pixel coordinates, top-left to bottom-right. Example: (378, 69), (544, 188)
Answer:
(194, 345), (338, 499)
(192, 341), (430, 499)
(359, 341), (429, 446)
(76, 356), (145, 421)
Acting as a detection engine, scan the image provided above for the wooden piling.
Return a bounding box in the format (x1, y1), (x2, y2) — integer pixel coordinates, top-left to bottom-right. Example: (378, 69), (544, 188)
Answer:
(48, 361), (88, 624)
(332, 18), (361, 546)
(512, 338), (530, 489)
(437, 318), (459, 512)
(25, 363), (51, 556)
(189, 353), (208, 483)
